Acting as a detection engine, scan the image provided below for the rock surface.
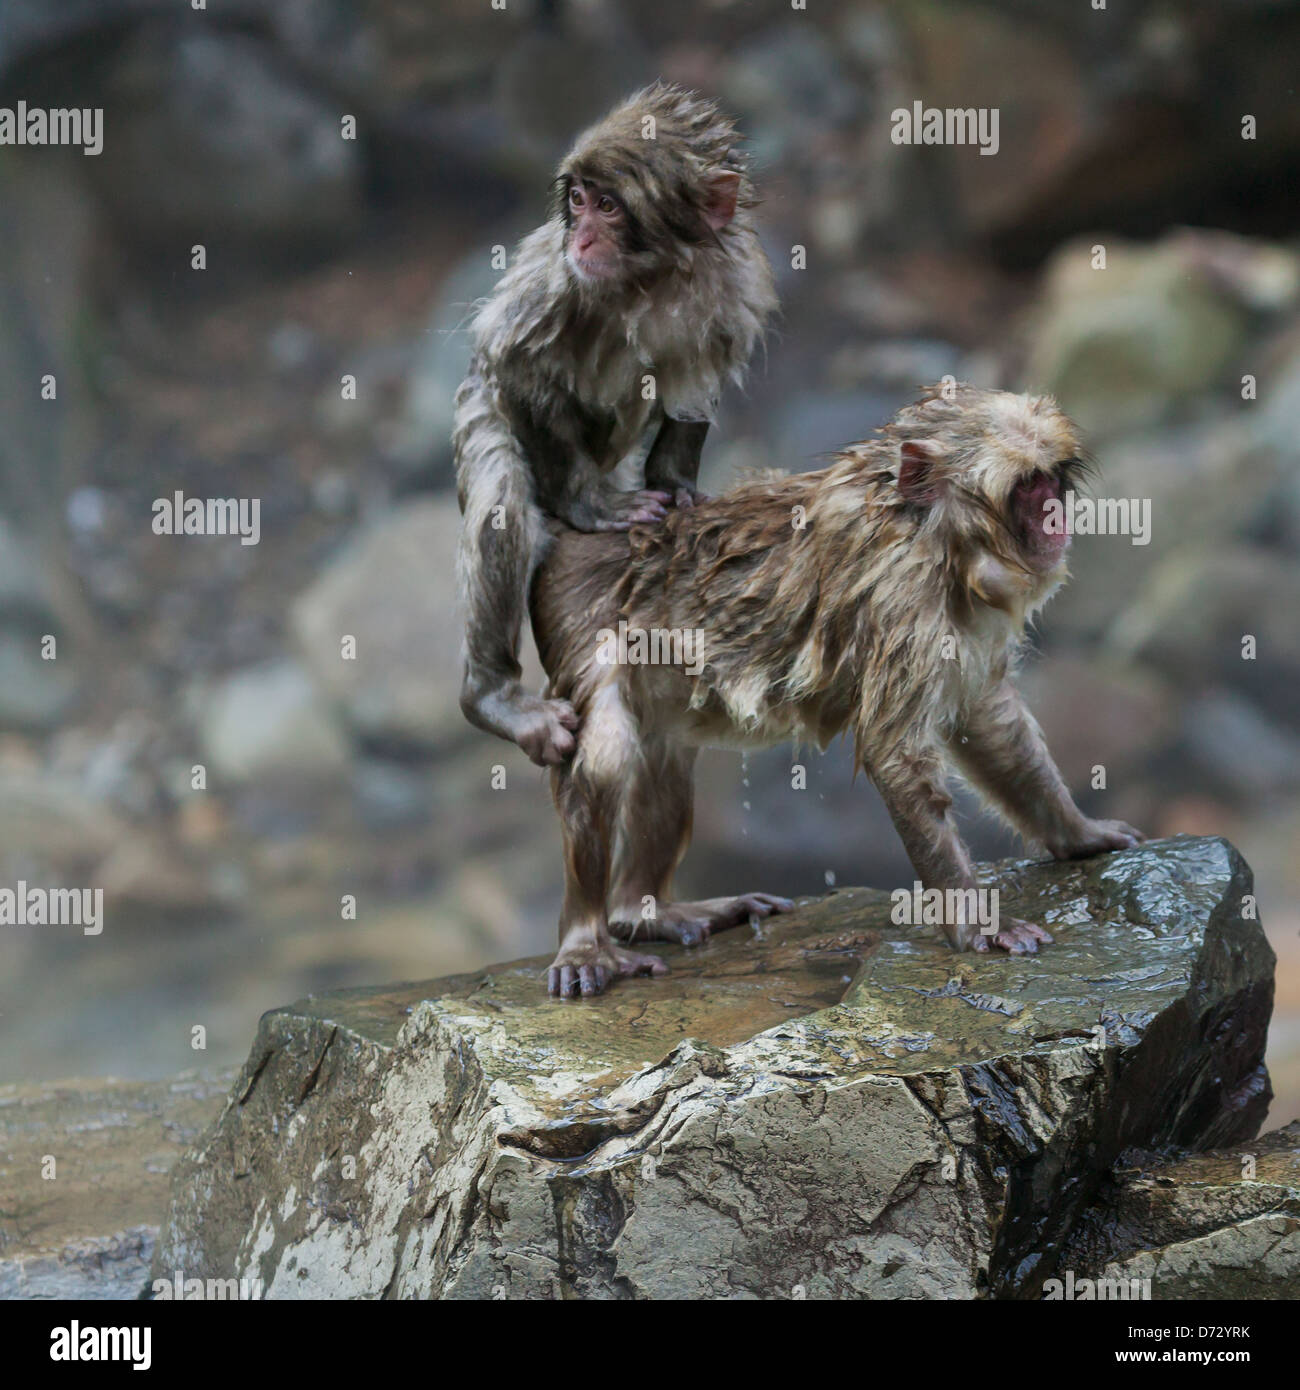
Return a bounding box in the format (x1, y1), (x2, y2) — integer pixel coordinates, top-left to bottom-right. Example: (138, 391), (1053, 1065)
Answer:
(1061, 1121), (1300, 1299)
(155, 836), (1274, 1299)
(0, 1071), (233, 1299)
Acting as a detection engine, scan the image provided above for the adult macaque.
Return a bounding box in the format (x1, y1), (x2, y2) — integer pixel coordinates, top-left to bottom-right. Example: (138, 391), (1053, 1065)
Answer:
(531, 384), (1144, 997)
(453, 83), (777, 767)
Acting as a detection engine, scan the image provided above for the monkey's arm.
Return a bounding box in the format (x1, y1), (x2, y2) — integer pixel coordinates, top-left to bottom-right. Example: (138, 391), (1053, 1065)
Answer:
(870, 746), (980, 949)
(947, 680), (1143, 859)
(869, 740), (1054, 955)
(644, 418), (710, 506)
(528, 427), (672, 532)
(453, 371), (583, 766)
(550, 471), (673, 532)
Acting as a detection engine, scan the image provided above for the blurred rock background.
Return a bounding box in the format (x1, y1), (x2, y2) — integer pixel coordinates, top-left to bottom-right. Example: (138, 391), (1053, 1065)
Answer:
(0, 0), (1298, 1121)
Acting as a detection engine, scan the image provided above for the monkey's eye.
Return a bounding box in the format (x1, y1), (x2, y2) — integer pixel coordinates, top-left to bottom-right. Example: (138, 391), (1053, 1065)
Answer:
(568, 184), (585, 210)
(596, 194), (620, 217)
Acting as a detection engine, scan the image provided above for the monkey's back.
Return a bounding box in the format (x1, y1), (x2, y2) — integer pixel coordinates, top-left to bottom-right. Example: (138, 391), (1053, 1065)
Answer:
(532, 497), (862, 753)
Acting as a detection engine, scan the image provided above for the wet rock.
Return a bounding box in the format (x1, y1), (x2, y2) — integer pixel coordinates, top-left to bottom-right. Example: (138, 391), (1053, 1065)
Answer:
(1059, 1121), (1300, 1299)
(155, 836), (1273, 1299)
(0, 1071), (233, 1299)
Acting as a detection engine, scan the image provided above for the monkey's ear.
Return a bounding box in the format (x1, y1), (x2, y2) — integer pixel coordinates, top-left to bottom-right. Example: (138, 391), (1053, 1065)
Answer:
(897, 440), (945, 505)
(702, 171), (741, 231)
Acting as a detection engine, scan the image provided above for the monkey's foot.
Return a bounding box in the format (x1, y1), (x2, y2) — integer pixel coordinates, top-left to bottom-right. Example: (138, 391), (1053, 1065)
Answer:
(612, 892), (794, 947)
(511, 695), (580, 767)
(1047, 818), (1145, 860)
(973, 917), (1053, 955)
(547, 937), (667, 998)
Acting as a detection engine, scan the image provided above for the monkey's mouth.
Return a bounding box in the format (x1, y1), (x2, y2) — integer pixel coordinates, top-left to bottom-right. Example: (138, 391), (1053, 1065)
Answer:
(1013, 469), (1069, 567)
(567, 250), (620, 284)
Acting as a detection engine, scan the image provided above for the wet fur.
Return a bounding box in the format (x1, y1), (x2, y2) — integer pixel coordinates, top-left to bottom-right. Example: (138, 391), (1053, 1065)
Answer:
(535, 384), (1082, 777)
(453, 84), (777, 766)
(531, 384), (1142, 993)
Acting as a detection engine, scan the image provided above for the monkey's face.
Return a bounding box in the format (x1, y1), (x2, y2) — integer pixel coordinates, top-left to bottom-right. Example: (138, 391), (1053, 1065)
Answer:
(965, 397), (1089, 613)
(564, 180), (629, 284)
(559, 167), (726, 290)
(555, 103), (747, 294)
(1007, 465), (1073, 570)
(980, 395), (1086, 577)
(895, 389), (1086, 609)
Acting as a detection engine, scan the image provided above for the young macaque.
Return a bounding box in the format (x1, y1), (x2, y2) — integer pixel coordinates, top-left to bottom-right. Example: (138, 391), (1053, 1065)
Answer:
(530, 384), (1144, 997)
(453, 83), (777, 767)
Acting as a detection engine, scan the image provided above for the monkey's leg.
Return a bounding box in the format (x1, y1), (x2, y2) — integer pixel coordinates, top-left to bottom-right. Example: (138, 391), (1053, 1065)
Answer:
(606, 742), (793, 946)
(870, 743), (1050, 955)
(456, 440), (580, 767)
(644, 418), (710, 508)
(547, 710), (667, 997)
(949, 681), (1144, 860)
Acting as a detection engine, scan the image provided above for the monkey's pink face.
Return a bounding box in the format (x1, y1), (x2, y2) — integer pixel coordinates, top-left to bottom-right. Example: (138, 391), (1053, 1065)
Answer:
(1011, 467), (1071, 571)
(565, 181), (626, 283)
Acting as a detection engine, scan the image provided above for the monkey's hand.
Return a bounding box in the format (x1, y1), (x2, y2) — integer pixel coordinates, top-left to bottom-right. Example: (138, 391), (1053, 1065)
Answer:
(512, 694), (581, 767)
(972, 917), (1053, 955)
(666, 481), (710, 510)
(553, 488), (673, 533)
(1046, 818), (1145, 861)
